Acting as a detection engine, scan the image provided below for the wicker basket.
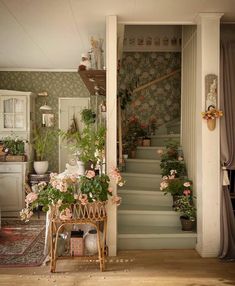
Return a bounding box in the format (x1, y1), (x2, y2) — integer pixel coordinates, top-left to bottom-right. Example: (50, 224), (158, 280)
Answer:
(50, 201), (107, 222)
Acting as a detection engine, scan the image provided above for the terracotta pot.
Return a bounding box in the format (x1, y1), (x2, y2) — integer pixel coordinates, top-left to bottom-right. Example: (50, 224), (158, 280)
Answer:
(137, 137), (143, 146)
(180, 216), (195, 231)
(207, 119), (216, 131)
(130, 150), (136, 159)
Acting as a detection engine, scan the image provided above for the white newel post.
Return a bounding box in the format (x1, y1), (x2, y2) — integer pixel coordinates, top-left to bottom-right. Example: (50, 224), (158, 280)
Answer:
(106, 15), (117, 256)
(195, 13), (223, 257)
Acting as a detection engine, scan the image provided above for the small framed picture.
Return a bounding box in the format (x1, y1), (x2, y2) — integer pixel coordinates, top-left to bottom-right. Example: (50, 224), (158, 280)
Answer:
(42, 113), (54, 127)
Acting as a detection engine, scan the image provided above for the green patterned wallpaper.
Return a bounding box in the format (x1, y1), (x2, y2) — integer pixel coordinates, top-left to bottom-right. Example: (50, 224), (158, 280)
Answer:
(0, 71), (90, 172)
(119, 52), (181, 129)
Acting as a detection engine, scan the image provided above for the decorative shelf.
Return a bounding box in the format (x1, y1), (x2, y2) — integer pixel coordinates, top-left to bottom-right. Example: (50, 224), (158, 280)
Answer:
(78, 70), (106, 96)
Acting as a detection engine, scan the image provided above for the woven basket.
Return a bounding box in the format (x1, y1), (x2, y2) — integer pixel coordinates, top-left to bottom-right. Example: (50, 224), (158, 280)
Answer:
(50, 201), (107, 222)
(6, 155), (25, 162)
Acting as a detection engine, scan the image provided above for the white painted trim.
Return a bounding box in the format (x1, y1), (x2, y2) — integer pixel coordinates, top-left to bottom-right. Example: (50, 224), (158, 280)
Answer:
(196, 243), (219, 258)
(58, 97), (90, 173)
(0, 68), (78, 72)
(118, 21), (194, 25)
(106, 15), (117, 256)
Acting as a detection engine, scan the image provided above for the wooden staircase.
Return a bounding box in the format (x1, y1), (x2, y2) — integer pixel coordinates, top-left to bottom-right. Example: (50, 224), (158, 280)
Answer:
(118, 130), (197, 250)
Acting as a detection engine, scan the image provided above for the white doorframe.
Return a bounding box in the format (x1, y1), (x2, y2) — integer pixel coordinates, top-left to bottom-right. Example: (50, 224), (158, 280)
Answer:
(58, 97), (90, 173)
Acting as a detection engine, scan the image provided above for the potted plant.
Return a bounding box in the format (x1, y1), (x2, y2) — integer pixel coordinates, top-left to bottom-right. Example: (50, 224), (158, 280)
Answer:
(60, 110), (106, 172)
(32, 128), (56, 174)
(2, 136), (26, 161)
(174, 195), (196, 231)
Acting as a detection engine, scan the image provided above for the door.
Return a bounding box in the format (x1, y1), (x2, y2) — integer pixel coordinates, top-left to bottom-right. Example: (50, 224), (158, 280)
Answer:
(59, 98), (90, 173)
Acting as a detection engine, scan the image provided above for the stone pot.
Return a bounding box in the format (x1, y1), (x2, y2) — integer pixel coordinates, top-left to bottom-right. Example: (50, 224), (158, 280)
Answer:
(34, 161), (49, 175)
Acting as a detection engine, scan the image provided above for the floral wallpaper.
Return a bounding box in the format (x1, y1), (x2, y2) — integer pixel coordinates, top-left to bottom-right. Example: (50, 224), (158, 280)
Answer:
(0, 71), (90, 172)
(119, 52), (181, 130)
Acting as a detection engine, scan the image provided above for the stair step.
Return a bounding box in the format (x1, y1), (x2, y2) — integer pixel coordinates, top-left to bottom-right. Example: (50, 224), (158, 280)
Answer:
(136, 146), (163, 160)
(118, 206), (181, 227)
(118, 225), (196, 249)
(125, 159), (160, 174)
(122, 172), (162, 189)
(118, 189), (172, 206)
(150, 134), (180, 147)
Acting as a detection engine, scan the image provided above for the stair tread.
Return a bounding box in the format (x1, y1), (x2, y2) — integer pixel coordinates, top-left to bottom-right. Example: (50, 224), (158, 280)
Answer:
(119, 204), (173, 212)
(150, 134), (180, 138)
(122, 172), (161, 177)
(125, 158), (160, 163)
(118, 225), (196, 237)
(118, 188), (166, 195)
(137, 146), (164, 150)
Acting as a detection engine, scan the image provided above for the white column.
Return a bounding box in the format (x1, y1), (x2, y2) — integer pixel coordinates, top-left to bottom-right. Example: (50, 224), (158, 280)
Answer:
(195, 13), (223, 257)
(106, 15), (117, 256)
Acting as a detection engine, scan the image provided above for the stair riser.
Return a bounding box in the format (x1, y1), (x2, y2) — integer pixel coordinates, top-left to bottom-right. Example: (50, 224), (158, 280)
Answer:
(118, 212), (181, 227)
(125, 161), (160, 174)
(151, 137), (180, 147)
(136, 148), (162, 160)
(167, 125), (180, 134)
(118, 236), (196, 250)
(119, 193), (172, 207)
(122, 174), (161, 189)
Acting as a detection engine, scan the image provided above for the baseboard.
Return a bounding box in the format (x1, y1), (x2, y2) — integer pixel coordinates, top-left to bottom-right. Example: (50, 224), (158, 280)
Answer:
(196, 243), (219, 257)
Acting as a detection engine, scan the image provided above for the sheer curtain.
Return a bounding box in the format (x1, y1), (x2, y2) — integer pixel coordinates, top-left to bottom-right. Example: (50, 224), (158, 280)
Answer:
(219, 40), (235, 260)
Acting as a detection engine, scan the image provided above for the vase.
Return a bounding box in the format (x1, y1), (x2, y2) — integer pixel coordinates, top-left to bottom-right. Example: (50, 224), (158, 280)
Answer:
(180, 216), (195, 231)
(207, 119), (216, 131)
(34, 161), (49, 174)
(84, 229), (103, 255)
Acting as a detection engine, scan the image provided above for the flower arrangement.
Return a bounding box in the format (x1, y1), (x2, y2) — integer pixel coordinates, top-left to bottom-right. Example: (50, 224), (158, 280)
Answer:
(201, 108), (223, 120)
(20, 167), (124, 221)
(160, 169), (193, 197)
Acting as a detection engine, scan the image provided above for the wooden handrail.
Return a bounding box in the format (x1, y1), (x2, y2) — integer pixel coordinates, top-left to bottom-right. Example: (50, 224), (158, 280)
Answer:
(133, 69), (181, 93)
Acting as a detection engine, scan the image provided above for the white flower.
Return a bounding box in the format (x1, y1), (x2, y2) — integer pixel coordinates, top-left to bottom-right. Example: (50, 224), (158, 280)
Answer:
(170, 170), (177, 175)
(160, 181), (169, 191)
(178, 156), (184, 161)
(183, 182), (191, 187)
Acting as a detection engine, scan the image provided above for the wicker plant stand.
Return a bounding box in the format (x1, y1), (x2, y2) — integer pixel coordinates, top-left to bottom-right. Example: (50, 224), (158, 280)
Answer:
(49, 202), (107, 273)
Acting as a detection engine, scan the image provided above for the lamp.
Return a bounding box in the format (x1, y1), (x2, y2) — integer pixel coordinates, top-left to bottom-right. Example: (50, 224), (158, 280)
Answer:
(40, 102), (52, 111)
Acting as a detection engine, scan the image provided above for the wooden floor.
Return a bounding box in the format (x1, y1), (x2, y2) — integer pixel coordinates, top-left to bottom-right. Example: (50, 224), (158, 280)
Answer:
(0, 250), (234, 286)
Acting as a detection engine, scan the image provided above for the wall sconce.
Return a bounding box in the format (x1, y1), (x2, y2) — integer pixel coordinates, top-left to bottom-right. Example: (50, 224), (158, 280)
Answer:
(38, 91), (52, 110)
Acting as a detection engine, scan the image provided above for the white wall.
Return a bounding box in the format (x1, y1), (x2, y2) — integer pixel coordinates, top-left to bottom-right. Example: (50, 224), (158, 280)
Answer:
(181, 25), (197, 193)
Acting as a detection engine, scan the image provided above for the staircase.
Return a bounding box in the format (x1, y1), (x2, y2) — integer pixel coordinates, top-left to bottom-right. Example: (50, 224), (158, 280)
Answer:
(117, 129), (197, 250)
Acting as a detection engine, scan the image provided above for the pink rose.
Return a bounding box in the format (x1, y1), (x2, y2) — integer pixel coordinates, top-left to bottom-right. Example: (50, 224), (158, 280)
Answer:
(86, 170), (96, 179)
(108, 187), (113, 193)
(111, 196), (122, 206)
(25, 192), (38, 204)
(79, 194), (88, 205)
(183, 190), (191, 196)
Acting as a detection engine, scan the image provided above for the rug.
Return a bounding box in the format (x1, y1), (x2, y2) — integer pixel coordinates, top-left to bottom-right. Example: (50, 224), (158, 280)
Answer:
(0, 220), (46, 267)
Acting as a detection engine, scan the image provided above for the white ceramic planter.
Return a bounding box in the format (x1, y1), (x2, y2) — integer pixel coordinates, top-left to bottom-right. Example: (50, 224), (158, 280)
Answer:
(34, 161), (49, 175)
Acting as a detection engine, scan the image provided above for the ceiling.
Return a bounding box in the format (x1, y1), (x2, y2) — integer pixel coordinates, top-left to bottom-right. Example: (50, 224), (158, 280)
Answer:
(0, 0), (235, 70)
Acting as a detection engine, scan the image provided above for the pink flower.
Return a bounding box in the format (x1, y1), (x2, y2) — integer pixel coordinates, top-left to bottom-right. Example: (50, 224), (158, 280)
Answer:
(183, 182), (191, 187)
(56, 181), (67, 192)
(157, 149), (163, 155)
(108, 187), (113, 193)
(79, 194), (88, 205)
(111, 196), (122, 206)
(86, 170), (96, 179)
(25, 192), (38, 204)
(160, 181), (169, 191)
(183, 190), (191, 196)
(74, 194), (79, 200)
(59, 208), (72, 221)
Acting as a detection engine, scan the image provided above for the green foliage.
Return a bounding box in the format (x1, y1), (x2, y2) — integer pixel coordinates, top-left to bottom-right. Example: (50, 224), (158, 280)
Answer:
(81, 109), (96, 125)
(32, 128), (57, 161)
(163, 178), (185, 196)
(60, 111), (106, 166)
(174, 195), (196, 221)
(124, 119), (147, 151)
(79, 173), (110, 202)
(2, 136), (25, 155)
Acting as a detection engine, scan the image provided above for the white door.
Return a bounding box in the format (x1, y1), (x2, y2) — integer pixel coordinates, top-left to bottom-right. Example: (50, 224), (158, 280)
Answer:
(59, 98), (90, 173)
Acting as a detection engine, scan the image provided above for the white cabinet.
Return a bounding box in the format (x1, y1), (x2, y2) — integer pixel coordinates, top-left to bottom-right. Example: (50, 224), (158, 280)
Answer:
(0, 90), (35, 141)
(0, 90), (35, 218)
(0, 162), (28, 217)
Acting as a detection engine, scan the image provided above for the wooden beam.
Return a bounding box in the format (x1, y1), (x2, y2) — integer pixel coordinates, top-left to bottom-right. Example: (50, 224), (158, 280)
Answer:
(133, 69), (181, 93)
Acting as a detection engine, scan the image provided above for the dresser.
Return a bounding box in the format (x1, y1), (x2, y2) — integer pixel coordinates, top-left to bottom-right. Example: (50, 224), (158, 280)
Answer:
(0, 90), (35, 217)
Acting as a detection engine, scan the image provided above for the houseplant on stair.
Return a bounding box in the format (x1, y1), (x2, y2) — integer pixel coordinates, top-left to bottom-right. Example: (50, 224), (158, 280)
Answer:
(32, 128), (56, 174)
(174, 194), (196, 231)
